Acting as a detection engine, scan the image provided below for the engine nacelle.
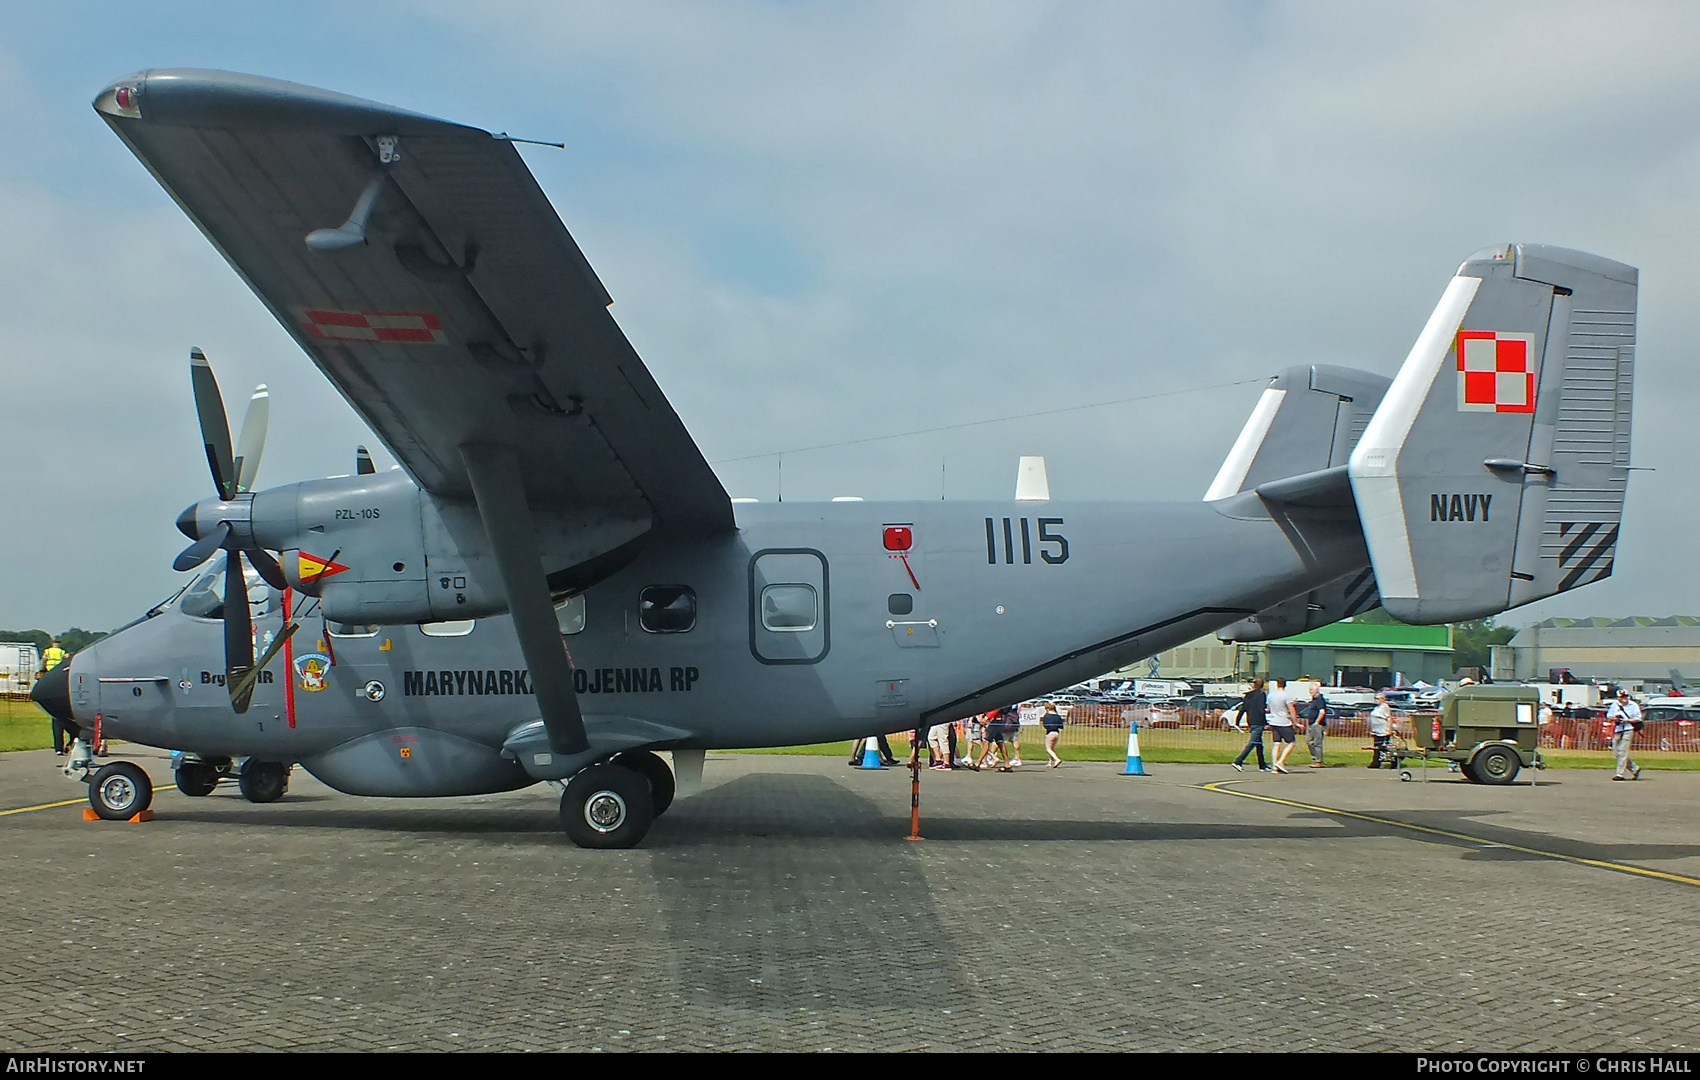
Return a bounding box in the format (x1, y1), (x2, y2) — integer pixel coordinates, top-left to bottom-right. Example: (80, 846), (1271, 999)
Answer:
(248, 471), (649, 626)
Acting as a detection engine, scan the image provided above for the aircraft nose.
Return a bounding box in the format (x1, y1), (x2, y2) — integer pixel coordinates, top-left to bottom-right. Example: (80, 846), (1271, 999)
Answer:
(31, 663), (72, 722)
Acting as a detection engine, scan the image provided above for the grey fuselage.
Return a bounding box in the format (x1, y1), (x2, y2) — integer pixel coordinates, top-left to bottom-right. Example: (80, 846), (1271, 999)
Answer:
(69, 492), (1364, 796)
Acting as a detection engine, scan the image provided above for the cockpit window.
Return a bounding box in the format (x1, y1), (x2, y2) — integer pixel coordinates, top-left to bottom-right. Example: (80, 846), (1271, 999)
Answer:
(179, 563), (269, 621)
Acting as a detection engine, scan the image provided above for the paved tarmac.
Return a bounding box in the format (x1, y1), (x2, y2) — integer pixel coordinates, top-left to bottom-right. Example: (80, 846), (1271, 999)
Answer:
(1, 746), (1697, 1052)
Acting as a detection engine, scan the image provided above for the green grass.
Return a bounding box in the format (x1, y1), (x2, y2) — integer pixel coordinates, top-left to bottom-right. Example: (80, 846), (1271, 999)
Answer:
(0, 698), (51, 753)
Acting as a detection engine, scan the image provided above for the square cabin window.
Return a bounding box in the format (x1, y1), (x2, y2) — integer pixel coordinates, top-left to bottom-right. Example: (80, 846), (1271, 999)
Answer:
(761, 584), (818, 632)
(639, 585), (696, 634)
(555, 594), (586, 635)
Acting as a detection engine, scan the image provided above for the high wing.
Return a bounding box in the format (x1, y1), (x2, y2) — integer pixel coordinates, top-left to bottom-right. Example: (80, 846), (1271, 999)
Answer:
(96, 69), (732, 534)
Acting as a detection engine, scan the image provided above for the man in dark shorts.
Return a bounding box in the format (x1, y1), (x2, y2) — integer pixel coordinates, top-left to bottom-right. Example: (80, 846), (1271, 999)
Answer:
(982, 709), (1007, 770)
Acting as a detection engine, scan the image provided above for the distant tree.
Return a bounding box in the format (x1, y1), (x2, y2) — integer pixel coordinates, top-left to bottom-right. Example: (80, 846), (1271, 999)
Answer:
(58, 629), (108, 654)
(1452, 618), (1515, 673)
(0, 630), (50, 652)
(0, 628), (107, 661)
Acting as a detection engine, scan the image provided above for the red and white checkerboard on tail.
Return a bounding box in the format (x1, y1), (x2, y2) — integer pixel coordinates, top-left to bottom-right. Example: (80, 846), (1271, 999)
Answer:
(302, 309), (447, 345)
(1456, 330), (1535, 413)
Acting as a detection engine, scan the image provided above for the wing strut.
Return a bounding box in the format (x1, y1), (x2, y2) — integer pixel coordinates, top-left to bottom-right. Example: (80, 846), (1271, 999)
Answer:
(460, 444), (590, 755)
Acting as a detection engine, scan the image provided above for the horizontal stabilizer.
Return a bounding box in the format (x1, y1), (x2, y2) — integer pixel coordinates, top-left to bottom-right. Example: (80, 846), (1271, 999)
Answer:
(1205, 366), (1389, 501)
(1254, 465), (1354, 508)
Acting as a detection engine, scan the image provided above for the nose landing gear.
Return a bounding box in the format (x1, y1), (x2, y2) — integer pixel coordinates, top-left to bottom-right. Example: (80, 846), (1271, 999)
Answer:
(88, 761), (154, 821)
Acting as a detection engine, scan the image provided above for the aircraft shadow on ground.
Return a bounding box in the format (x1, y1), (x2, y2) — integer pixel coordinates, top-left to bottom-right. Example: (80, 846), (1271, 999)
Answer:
(646, 773), (974, 1015)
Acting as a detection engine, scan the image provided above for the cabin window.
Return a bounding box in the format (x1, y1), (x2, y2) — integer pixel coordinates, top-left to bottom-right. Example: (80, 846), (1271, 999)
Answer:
(639, 585), (696, 634)
(555, 594), (586, 635)
(761, 584), (817, 632)
(419, 620), (476, 637)
(887, 593), (913, 616)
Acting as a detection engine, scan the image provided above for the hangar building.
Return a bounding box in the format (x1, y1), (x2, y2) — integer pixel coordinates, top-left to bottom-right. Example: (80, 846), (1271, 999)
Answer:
(1498, 617), (1700, 687)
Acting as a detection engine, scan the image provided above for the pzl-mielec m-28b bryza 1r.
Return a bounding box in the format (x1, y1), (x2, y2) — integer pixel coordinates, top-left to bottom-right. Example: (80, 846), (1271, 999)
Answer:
(34, 70), (1640, 847)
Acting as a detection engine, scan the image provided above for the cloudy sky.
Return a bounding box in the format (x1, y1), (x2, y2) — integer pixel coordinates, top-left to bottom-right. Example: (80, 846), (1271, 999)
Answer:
(2, 1), (1697, 632)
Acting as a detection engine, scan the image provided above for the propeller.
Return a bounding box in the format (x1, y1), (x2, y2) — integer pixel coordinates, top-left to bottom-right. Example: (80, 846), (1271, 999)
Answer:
(173, 348), (291, 711)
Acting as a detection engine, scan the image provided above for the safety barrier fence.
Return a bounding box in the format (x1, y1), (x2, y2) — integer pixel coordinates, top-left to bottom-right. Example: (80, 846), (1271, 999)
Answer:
(918, 704), (1700, 758)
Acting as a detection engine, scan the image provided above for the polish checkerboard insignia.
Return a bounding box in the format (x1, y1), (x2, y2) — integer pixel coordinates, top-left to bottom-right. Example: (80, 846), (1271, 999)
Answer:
(1456, 330), (1536, 413)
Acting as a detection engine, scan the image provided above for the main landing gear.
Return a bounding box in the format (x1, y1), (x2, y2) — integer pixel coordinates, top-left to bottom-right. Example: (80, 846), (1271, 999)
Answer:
(559, 750), (676, 849)
(171, 754), (292, 803)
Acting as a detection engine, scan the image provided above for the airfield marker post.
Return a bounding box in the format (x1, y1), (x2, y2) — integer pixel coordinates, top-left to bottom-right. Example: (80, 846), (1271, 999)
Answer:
(906, 756), (923, 841)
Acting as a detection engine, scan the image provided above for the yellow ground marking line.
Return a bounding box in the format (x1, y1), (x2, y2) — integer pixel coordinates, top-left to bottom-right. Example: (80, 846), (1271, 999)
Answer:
(0, 797), (88, 817)
(1199, 779), (1700, 889)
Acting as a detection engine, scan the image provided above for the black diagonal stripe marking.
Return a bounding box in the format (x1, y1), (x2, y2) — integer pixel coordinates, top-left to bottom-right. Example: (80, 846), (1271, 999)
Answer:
(1559, 521), (1574, 538)
(1344, 567), (1374, 596)
(1559, 522), (1600, 567)
(1560, 526), (1618, 590)
(1587, 560), (1615, 585)
(1345, 584), (1380, 616)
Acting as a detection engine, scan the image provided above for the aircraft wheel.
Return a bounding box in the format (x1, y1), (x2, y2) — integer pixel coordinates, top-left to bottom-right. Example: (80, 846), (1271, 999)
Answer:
(1399, 770), (1414, 783)
(89, 762), (153, 821)
(175, 763), (218, 797)
(609, 750), (675, 816)
(560, 763), (654, 849)
(1471, 745), (1520, 786)
(239, 761), (289, 803)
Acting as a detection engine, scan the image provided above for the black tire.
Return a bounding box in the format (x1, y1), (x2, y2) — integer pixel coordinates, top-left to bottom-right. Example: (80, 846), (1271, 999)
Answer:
(175, 763), (218, 797)
(238, 761), (289, 804)
(609, 750), (675, 816)
(1471, 745), (1521, 786)
(89, 762), (153, 821)
(560, 763), (655, 849)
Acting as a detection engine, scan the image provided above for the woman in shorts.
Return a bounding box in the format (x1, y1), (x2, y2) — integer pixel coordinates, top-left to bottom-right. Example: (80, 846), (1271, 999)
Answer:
(1041, 701), (1066, 767)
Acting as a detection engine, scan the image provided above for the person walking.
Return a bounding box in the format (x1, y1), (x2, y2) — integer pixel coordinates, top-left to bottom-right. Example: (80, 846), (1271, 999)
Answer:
(1005, 705), (1025, 767)
(1267, 678), (1298, 773)
(926, 720), (952, 771)
(41, 638), (67, 672)
(1230, 678), (1271, 772)
(1302, 685), (1329, 768)
(1368, 692), (1393, 768)
(1041, 701), (1066, 767)
(1607, 689), (1643, 781)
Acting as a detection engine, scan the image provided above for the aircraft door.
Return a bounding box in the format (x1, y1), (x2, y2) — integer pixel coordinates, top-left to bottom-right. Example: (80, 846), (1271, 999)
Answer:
(749, 549), (829, 665)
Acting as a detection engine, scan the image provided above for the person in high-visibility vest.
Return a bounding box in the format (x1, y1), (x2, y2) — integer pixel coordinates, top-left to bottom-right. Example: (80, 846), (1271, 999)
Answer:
(42, 639), (67, 671)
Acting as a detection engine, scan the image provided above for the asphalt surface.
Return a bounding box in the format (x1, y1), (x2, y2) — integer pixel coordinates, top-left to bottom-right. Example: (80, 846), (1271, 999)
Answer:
(1, 746), (1697, 1052)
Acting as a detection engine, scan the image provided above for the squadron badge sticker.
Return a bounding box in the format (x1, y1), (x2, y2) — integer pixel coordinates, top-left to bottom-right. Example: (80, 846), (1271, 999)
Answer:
(294, 652), (332, 692)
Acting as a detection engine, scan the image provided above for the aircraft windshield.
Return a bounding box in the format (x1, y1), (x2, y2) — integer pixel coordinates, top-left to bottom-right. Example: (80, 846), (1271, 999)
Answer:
(180, 562), (271, 620)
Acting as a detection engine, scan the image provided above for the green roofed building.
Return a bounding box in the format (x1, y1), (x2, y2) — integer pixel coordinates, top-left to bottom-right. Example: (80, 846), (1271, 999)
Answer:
(1128, 621), (1454, 688)
(1265, 622), (1454, 688)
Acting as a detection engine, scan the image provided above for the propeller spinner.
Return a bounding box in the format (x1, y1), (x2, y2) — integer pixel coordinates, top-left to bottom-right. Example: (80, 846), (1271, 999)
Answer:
(172, 348), (290, 712)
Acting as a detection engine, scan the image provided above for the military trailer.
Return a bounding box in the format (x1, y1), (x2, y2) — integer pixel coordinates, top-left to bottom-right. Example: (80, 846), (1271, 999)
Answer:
(1396, 685), (1545, 785)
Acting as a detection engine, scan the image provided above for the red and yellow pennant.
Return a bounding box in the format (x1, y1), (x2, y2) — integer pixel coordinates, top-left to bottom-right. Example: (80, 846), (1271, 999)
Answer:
(297, 551), (350, 582)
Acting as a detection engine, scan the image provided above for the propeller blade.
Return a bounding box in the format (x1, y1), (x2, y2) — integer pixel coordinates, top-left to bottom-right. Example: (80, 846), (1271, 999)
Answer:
(190, 348), (237, 500)
(229, 621), (298, 713)
(245, 548), (288, 592)
(234, 384), (269, 493)
(461, 445), (589, 755)
(172, 521), (230, 572)
(355, 444), (375, 475)
(223, 550), (255, 713)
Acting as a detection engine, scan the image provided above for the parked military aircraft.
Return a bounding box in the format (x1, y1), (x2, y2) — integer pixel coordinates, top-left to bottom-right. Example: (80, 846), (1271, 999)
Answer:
(33, 70), (1640, 847)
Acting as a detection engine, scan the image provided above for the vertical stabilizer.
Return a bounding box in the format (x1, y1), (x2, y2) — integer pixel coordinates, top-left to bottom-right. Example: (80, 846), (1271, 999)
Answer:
(1348, 245), (1637, 623)
(1204, 365), (1389, 500)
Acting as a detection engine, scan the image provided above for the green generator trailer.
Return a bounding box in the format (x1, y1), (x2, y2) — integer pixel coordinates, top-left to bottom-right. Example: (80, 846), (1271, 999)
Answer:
(1394, 685), (1546, 785)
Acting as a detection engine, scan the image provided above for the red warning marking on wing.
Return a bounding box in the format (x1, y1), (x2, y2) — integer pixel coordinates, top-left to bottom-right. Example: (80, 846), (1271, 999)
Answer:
(303, 309), (447, 345)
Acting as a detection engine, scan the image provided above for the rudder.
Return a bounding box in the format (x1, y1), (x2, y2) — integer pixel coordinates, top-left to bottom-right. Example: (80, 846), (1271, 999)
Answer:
(1348, 244), (1637, 623)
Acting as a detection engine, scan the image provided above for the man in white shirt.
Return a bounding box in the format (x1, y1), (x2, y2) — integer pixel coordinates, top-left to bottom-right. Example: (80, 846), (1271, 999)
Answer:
(1265, 678), (1298, 773)
(1606, 689), (1643, 781)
